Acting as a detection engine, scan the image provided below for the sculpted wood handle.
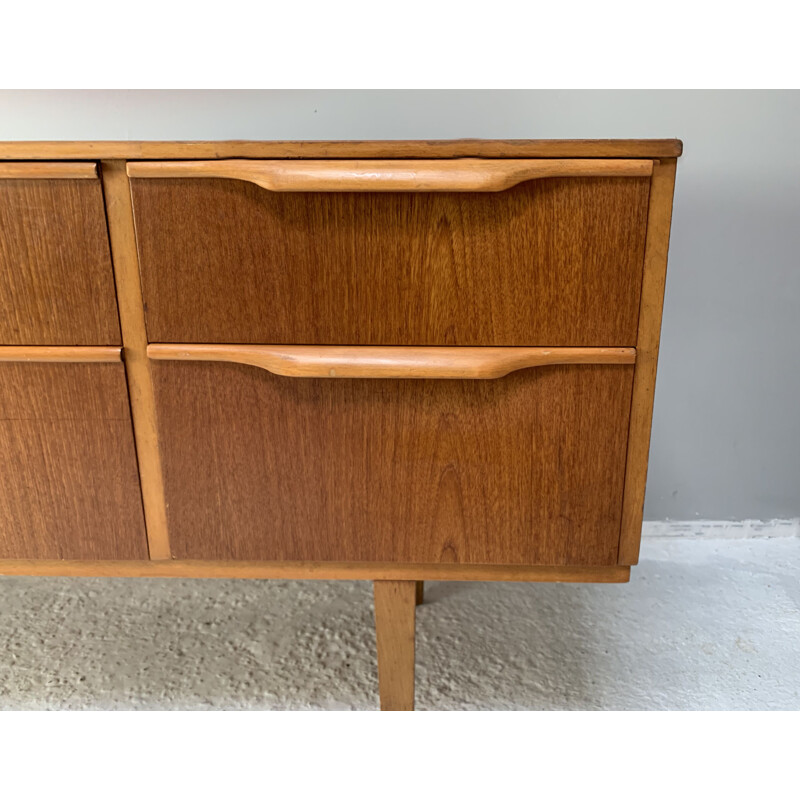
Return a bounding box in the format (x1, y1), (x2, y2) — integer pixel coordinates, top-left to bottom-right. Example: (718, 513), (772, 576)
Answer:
(126, 158), (653, 192)
(0, 346), (121, 362)
(147, 345), (636, 379)
(0, 162), (98, 179)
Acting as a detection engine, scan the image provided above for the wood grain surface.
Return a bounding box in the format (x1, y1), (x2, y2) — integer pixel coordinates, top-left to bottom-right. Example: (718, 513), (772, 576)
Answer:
(152, 361), (634, 566)
(147, 344), (636, 379)
(374, 581), (416, 710)
(132, 176), (650, 346)
(0, 139), (684, 160)
(0, 177), (121, 345)
(127, 158), (653, 191)
(619, 158), (679, 564)
(0, 346), (120, 362)
(0, 162), (97, 179)
(0, 559), (630, 582)
(101, 161), (171, 560)
(0, 363), (148, 560)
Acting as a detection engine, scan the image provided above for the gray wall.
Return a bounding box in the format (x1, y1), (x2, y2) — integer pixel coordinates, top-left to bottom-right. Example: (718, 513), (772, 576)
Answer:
(1, 90), (798, 521)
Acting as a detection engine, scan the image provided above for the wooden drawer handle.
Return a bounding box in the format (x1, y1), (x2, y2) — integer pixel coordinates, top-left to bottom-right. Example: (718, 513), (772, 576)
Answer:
(0, 346), (121, 363)
(147, 345), (635, 379)
(0, 162), (97, 179)
(126, 158), (653, 192)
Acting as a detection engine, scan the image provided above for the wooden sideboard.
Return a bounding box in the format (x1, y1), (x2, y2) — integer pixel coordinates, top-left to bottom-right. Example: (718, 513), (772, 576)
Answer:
(0, 139), (681, 709)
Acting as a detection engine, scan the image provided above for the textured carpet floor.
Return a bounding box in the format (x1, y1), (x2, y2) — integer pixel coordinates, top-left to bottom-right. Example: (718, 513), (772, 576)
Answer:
(0, 536), (798, 710)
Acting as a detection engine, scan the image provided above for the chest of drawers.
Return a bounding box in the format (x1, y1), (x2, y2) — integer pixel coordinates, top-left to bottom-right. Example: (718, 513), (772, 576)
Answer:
(0, 139), (680, 709)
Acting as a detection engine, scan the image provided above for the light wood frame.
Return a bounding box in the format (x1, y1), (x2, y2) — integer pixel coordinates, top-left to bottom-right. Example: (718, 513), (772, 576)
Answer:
(0, 139), (682, 160)
(618, 158), (678, 564)
(0, 560), (630, 582)
(100, 161), (171, 561)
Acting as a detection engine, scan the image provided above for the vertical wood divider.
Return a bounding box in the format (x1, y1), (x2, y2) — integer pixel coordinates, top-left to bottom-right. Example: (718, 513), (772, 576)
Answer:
(100, 160), (171, 560)
(618, 157), (678, 564)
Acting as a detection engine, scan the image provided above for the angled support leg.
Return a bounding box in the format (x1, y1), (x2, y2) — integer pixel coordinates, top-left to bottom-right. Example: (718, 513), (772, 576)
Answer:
(373, 580), (416, 711)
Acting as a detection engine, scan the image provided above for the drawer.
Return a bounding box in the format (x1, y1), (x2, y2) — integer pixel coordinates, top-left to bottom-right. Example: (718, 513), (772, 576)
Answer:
(0, 163), (121, 345)
(149, 347), (635, 566)
(129, 159), (652, 346)
(0, 357), (148, 559)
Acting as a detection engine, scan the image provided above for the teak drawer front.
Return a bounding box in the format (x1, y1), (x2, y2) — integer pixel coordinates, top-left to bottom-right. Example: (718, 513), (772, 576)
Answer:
(129, 163), (651, 346)
(0, 361), (148, 560)
(151, 359), (635, 566)
(0, 164), (121, 345)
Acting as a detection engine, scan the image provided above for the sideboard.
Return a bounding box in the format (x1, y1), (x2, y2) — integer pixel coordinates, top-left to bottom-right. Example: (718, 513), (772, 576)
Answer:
(0, 139), (681, 709)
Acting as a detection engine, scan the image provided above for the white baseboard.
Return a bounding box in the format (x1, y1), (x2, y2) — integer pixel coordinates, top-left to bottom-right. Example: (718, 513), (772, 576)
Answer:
(642, 519), (800, 539)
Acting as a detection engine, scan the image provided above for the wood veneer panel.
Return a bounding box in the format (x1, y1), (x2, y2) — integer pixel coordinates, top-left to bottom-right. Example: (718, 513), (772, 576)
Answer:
(0, 177), (121, 345)
(132, 177), (650, 346)
(0, 139), (684, 160)
(153, 361), (634, 566)
(0, 363), (148, 559)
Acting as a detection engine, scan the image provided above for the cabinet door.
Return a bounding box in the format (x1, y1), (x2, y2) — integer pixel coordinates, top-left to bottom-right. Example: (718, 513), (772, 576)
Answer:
(152, 360), (634, 566)
(0, 166), (121, 345)
(0, 362), (148, 560)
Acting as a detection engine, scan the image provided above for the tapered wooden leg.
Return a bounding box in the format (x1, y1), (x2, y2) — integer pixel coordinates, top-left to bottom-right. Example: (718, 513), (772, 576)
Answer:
(415, 581), (424, 606)
(373, 580), (416, 711)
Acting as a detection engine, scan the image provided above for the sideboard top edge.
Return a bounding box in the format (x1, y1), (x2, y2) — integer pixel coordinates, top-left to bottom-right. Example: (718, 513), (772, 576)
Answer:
(0, 139), (683, 160)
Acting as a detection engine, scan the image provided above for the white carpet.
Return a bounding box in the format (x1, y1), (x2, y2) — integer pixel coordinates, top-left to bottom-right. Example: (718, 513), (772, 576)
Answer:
(1, 536), (798, 710)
